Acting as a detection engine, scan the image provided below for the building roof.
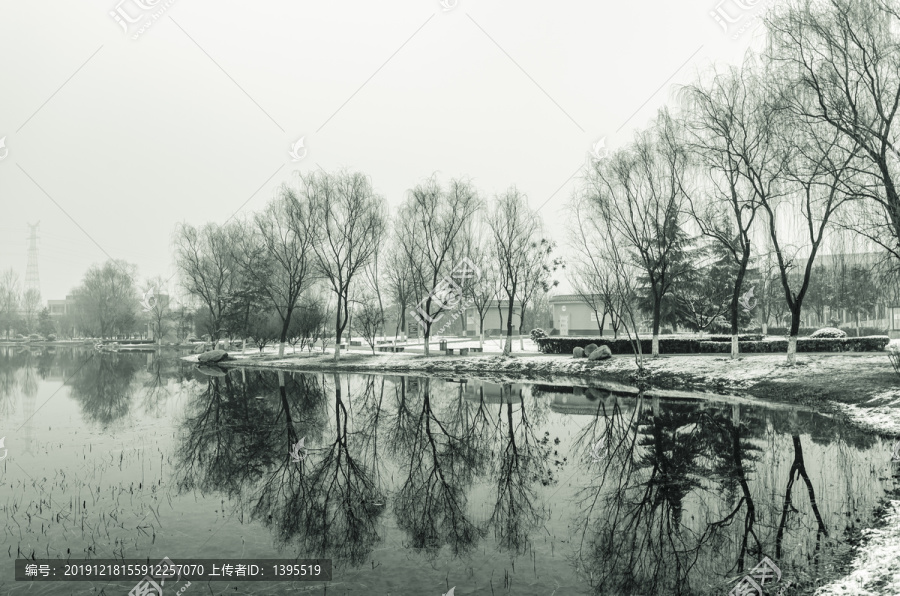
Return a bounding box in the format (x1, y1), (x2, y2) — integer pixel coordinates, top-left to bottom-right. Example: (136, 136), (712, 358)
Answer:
(549, 293), (604, 303)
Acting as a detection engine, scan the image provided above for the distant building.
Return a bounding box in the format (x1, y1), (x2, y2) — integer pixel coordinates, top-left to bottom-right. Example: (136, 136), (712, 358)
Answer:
(47, 295), (77, 318)
(549, 294), (615, 336)
(463, 299), (522, 336)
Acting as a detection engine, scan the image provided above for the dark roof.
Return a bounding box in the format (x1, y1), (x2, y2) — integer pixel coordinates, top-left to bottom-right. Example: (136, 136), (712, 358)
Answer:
(549, 294), (604, 303)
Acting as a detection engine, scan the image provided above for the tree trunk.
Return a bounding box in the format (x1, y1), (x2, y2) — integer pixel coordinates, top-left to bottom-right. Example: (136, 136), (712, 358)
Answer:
(787, 307), (801, 365)
(762, 322), (768, 335)
(278, 310), (292, 358)
(504, 295), (515, 356)
(334, 305), (342, 362)
(856, 310), (860, 337)
(479, 317), (484, 349)
(651, 294), (661, 357)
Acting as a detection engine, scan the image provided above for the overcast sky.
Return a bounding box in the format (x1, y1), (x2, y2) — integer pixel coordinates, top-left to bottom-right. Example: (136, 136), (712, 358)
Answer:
(0, 0), (763, 302)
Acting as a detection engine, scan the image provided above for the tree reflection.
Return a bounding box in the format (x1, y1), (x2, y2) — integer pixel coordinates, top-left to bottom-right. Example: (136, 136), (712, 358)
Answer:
(571, 396), (766, 595)
(488, 384), (554, 554)
(250, 373), (385, 565)
(177, 369), (299, 497)
(775, 430), (829, 562)
(391, 376), (487, 558)
(67, 353), (139, 426)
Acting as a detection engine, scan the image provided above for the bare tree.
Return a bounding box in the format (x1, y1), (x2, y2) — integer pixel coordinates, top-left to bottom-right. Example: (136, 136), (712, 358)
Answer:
(302, 170), (387, 361)
(487, 187), (543, 356)
(233, 186), (317, 357)
(760, 115), (859, 363)
(363, 244), (386, 345)
(174, 221), (246, 343)
(680, 61), (774, 357)
(74, 260), (139, 339)
(567, 191), (624, 337)
(142, 275), (172, 346)
(515, 239), (561, 350)
(21, 288), (41, 335)
(354, 292), (385, 354)
(384, 231), (414, 344)
(396, 175), (482, 356)
(468, 230), (501, 349)
(588, 109), (692, 357)
(767, 0), (900, 269)
(0, 269), (21, 340)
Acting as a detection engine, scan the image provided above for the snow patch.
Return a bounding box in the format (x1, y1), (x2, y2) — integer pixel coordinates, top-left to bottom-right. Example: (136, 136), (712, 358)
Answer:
(814, 500), (900, 596)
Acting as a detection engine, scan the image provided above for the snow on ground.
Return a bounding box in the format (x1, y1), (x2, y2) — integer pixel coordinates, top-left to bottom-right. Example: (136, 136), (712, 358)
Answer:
(814, 501), (900, 596)
(833, 395), (900, 436)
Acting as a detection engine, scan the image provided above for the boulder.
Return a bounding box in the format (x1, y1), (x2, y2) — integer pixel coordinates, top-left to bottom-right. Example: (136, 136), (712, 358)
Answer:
(198, 349), (229, 363)
(573, 347), (585, 358)
(584, 343), (599, 356)
(588, 345), (612, 361)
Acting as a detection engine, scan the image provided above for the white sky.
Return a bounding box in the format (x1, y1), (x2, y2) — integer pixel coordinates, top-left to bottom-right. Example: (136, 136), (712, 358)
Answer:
(0, 0), (762, 301)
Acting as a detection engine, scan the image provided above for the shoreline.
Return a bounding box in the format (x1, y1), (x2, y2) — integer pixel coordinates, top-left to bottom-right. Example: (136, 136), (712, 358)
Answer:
(185, 349), (900, 439)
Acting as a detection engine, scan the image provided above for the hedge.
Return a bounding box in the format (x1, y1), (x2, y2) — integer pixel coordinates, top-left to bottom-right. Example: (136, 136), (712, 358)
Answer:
(755, 326), (889, 337)
(701, 334), (764, 342)
(535, 335), (890, 354)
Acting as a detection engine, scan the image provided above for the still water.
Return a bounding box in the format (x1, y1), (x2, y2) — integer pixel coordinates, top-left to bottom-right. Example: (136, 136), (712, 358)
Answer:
(0, 346), (898, 595)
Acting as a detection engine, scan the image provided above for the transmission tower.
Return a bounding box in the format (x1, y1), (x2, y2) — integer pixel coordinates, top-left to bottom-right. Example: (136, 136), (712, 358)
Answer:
(25, 221), (40, 297)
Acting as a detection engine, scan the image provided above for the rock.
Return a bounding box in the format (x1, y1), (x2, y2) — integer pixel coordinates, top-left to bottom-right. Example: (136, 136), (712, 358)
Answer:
(198, 349), (229, 363)
(584, 343), (599, 356)
(573, 347), (585, 358)
(588, 345), (612, 361)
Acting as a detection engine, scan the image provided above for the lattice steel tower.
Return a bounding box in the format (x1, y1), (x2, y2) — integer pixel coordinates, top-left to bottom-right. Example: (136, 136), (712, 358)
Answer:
(25, 221), (40, 297)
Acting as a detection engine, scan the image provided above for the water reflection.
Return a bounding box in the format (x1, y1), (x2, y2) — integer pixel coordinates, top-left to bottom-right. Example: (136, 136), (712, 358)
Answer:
(1, 347), (897, 596)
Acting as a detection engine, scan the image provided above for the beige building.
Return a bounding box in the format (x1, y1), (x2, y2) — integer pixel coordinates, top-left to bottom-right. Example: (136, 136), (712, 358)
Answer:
(549, 294), (615, 336)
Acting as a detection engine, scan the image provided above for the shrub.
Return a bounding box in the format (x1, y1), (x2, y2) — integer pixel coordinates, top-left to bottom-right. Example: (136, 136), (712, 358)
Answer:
(28, 334), (42, 341)
(811, 327), (847, 338)
(888, 346), (900, 379)
(530, 328), (548, 342)
(584, 343), (599, 356)
(535, 335), (889, 354)
(573, 347), (584, 358)
(47, 334), (57, 341)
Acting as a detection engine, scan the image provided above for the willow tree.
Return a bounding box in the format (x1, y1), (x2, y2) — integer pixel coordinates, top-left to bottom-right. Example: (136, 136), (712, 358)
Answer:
(174, 221), (246, 343)
(588, 109), (692, 357)
(487, 187), (546, 356)
(302, 169), (386, 361)
(767, 0), (900, 268)
(396, 176), (481, 356)
(231, 185), (317, 357)
(680, 60), (777, 358)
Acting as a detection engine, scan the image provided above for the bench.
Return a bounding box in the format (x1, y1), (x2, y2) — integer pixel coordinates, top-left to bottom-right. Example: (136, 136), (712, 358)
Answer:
(377, 346), (405, 353)
(470, 347), (483, 353)
(350, 340), (362, 347)
(445, 348), (455, 355)
(458, 348), (469, 356)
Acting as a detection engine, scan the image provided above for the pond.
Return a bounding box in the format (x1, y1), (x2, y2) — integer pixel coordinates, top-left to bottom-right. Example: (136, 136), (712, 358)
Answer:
(0, 346), (898, 595)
